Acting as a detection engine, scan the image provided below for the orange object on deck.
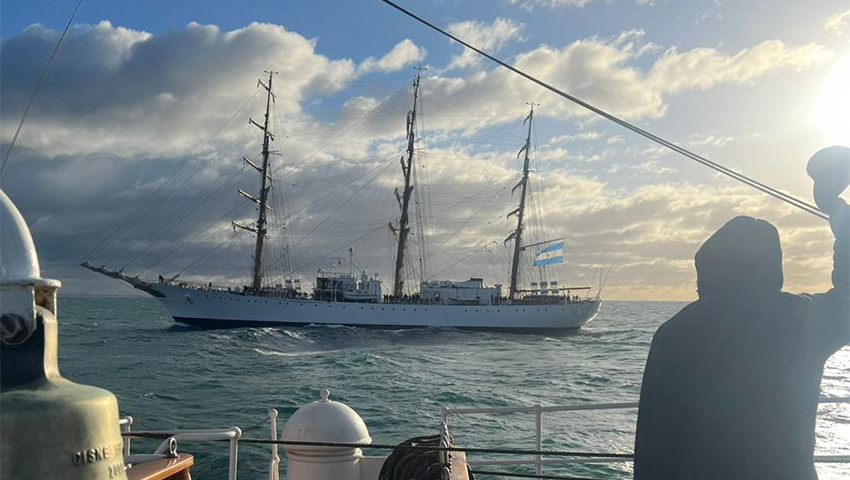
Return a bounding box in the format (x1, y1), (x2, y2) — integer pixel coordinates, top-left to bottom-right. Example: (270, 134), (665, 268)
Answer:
(126, 454), (193, 480)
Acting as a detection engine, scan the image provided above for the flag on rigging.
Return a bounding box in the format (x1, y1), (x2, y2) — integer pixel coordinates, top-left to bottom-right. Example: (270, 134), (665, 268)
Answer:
(534, 242), (565, 266)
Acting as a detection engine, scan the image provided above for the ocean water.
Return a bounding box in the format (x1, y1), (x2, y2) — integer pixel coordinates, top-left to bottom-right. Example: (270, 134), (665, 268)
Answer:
(58, 296), (849, 479)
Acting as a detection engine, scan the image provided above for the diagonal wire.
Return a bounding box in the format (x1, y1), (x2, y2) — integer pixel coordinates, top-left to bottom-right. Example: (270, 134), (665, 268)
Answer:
(379, 0), (827, 220)
(138, 201), (251, 276)
(175, 230), (240, 277)
(1, 0), (85, 175)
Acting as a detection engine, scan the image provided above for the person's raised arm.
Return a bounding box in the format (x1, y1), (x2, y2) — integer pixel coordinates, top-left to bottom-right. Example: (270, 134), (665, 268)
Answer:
(807, 146), (850, 354)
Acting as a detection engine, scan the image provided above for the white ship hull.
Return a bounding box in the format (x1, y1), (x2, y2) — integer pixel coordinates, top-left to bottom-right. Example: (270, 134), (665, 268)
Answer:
(145, 283), (600, 332)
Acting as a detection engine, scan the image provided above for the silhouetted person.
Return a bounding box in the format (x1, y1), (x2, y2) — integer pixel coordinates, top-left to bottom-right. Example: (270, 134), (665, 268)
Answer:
(634, 146), (850, 480)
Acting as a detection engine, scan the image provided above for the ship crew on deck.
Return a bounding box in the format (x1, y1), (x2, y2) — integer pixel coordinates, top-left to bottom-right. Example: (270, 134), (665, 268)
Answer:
(634, 146), (850, 480)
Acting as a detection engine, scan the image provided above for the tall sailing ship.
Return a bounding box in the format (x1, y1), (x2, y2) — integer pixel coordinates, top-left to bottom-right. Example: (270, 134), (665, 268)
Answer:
(83, 69), (601, 331)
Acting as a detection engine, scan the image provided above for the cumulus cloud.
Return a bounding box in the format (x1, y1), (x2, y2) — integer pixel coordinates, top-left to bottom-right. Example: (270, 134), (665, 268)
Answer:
(539, 181), (832, 299)
(445, 17), (525, 70)
(1, 21), (361, 158)
(0, 20), (837, 300)
(1, 22), (831, 161)
(825, 8), (850, 36)
(549, 132), (602, 144)
(394, 158), (833, 300)
(413, 34), (832, 136)
(358, 39), (427, 74)
(648, 40), (832, 92)
(687, 133), (735, 148)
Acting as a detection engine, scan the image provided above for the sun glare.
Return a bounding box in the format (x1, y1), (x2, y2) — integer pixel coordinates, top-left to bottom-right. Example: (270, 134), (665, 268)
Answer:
(814, 55), (850, 145)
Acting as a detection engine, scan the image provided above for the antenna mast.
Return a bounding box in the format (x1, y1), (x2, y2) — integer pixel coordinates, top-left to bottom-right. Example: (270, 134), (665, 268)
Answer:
(392, 67), (423, 297)
(507, 104), (535, 300)
(235, 70), (277, 291)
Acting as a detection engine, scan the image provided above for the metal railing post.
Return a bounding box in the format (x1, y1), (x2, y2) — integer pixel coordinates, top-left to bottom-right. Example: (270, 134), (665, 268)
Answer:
(229, 426), (242, 480)
(120, 416), (134, 457)
(533, 403), (543, 476)
(269, 409), (280, 480)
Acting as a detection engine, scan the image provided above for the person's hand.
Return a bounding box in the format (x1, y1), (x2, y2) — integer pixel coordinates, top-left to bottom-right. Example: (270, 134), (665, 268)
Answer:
(807, 146), (850, 215)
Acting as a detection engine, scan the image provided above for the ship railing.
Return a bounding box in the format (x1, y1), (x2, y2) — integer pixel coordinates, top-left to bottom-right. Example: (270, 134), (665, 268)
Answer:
(165, 279), (295, 298)
(119, 416), (133, 457)
(441, 397), (850, 477)
(119, 415), (242, 480)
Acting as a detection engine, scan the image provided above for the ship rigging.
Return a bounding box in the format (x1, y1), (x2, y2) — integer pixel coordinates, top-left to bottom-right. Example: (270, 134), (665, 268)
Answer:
(232, 70), (277, 291)
(81, 68), (601, 331)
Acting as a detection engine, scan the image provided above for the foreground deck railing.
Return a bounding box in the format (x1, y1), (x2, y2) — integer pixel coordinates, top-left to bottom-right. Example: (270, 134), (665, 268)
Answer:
(117, 397), (848, 480)
(120, 416), (242, 480)
(441, 397), (850, 476)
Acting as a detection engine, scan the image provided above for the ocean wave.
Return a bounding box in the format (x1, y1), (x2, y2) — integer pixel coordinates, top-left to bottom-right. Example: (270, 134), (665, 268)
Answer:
(60, 297), (849, 480)
(253, 347), (338, 357)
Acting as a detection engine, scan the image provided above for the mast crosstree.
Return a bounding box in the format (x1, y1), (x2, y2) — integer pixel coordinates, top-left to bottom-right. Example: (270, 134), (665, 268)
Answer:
(233, 70), (277, 291)
(391, 67), (423, 297)
(507, 104), (536, 300)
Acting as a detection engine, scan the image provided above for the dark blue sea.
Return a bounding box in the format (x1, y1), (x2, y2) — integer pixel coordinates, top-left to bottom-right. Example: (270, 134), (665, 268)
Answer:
(58, 297), (849, 479)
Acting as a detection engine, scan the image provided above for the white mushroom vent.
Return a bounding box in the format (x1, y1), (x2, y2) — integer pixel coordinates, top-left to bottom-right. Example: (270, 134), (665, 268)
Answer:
(0, 189), (40, 280)
(282, 389), (371, 450)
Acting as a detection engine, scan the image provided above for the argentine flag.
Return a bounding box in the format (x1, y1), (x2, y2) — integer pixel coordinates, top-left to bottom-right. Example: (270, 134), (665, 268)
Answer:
(534, 242), (565, 266)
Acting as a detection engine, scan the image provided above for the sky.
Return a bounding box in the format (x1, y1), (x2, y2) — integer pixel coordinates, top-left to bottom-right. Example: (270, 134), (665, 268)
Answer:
(1, 0), (849, 300)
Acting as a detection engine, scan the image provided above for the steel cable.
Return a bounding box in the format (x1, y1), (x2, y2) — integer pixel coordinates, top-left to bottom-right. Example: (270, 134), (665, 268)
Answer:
(0, 0), (85, 175)
(378, 0), (827, 220)
(122, 432), (634, 458)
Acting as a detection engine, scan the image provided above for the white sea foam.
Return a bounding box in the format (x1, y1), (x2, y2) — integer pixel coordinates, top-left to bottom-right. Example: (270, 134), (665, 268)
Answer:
(253, 348), (338, 357)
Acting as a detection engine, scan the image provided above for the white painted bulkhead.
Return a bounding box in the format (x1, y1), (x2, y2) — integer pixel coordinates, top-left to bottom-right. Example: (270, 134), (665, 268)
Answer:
(149, 284), (600, 331)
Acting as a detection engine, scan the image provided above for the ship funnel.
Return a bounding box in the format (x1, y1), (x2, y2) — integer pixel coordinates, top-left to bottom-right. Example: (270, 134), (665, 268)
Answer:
(0, 189), (128, 480)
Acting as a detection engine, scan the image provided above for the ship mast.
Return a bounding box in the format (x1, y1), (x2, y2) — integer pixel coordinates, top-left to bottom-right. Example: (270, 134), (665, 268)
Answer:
(235, 70), (277, 291)
(507, 104), (535, 300)
(392, 67), (422, 297)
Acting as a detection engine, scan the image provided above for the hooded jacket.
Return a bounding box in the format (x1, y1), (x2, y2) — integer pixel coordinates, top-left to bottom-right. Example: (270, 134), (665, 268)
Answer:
(634, 213), (849, 480)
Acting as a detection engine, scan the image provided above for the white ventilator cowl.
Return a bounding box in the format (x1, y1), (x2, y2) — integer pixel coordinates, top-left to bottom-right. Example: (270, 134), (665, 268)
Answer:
(0, 189), (40, 280)
(281, 389), (372, 480)
(282, 389), (371, 451)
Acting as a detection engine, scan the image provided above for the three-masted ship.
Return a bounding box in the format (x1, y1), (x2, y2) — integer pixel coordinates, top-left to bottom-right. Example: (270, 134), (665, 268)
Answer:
(83, 70), (601, 331)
